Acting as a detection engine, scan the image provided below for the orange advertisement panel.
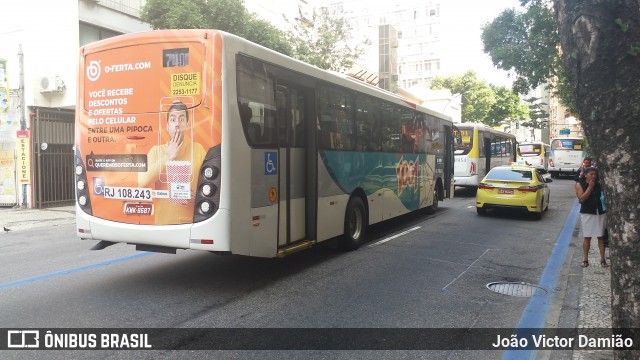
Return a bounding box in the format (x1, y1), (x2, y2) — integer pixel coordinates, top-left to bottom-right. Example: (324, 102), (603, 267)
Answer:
(77, 31), (222, 225)
(17, 130), (31, 184)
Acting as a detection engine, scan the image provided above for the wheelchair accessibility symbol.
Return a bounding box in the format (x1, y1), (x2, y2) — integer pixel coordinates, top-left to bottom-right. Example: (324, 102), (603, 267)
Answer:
(264, 151), (278, 175)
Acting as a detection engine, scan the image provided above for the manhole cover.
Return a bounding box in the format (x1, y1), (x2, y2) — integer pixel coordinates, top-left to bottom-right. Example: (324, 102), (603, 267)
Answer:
(486, 282), (547, 297)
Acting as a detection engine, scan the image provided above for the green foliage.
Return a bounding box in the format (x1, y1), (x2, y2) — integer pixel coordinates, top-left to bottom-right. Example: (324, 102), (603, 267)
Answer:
(285, 9), (370, 72)
(140, 0), (292, 55)
(520, 96), (548, 130)
(481, 0), (577, 113)
(481, 3), (558, 94)
(486, 86), (529, 127)
(430, 71), (527, 127)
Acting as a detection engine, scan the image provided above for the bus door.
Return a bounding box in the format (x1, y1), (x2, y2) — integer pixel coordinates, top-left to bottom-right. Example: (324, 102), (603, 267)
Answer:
(483, 135), (492, 174)
(444, 125), (454, 198)
(275, 84), (316, 247)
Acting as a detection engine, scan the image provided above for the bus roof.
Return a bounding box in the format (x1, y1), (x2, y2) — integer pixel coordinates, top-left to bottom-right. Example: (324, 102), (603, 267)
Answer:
(82, 29), (452, 123)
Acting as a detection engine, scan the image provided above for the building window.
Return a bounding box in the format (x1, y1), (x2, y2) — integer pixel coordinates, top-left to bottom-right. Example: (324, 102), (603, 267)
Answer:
(79, 22), (121, 47)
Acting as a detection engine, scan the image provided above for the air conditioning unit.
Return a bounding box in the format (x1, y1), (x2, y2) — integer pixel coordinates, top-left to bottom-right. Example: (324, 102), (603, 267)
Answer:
(40, 75), (65, 93)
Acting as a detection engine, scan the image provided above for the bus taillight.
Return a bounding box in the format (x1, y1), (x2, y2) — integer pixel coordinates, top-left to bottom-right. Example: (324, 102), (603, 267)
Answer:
(75, 150), (92, 215)
(194, 145), (221, 222)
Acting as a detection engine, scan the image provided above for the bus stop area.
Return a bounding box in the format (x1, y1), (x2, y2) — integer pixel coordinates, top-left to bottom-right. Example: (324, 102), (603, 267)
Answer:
(0, 205), (612, 359)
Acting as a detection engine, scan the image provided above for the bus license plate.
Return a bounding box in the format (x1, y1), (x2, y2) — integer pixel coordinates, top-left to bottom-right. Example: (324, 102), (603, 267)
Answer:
(498, 188), (514, 195)
(104, 186), (152, 200)
(124, 203), (154, 216)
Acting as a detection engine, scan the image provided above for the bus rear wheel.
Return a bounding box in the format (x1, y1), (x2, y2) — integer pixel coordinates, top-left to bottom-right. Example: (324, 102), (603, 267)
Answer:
(424, 184), (440, 214)
(339, 196), (367, 250)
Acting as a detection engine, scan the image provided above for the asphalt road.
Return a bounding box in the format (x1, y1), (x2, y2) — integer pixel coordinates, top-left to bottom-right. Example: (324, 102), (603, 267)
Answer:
(0, 178), (580, 359)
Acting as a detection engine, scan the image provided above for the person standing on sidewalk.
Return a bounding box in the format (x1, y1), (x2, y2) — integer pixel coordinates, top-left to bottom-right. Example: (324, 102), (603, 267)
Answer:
(574, 157), (593, 182)
(575, 167), (607, 267)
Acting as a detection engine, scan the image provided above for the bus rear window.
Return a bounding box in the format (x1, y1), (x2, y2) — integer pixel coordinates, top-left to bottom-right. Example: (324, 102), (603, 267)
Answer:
(518, 144), (542, 155)
(552, 139), (583, 150)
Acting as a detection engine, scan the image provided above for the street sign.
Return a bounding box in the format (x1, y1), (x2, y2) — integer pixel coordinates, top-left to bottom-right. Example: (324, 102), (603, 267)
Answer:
(559, 129), (570, 135)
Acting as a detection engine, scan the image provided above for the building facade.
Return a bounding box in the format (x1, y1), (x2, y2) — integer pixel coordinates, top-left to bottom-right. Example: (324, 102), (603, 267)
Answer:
(548, 92), (583, 140)
(316, 0), (443, 90)
(0, 0), (151, 207)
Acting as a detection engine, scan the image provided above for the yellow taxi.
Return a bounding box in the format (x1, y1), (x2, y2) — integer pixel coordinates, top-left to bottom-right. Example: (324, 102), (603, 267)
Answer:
(476, 165), (552, 219)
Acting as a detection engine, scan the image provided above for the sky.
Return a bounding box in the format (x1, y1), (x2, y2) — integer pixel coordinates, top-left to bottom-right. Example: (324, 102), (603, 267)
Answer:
(245, 0), (525, 88)
(440, 0), (524, 88)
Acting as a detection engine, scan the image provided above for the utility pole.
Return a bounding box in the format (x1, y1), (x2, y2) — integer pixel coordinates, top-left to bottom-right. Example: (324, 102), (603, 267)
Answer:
(18, 44), (26, 207)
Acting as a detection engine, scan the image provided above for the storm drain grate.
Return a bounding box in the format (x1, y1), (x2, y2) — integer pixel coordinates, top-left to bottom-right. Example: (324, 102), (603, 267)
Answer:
(486, 282), (547, 297)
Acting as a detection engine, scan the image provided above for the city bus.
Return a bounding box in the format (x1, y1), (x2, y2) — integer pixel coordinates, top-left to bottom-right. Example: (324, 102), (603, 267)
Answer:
(453, 123), (516, 188)
(516, 141), (551, 172)
(74, 30), (455, 258)
(548, 137), (586, 178)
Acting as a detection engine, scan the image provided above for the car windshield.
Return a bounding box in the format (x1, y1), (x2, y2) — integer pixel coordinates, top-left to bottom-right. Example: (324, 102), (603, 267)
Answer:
(486, 169), (533, 181)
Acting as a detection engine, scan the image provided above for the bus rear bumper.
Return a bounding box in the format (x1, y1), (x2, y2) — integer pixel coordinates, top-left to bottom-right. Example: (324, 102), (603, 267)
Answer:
(454, 175), (479, 187)
(548, 167), (578, 175)
(76, 206), (231, 253)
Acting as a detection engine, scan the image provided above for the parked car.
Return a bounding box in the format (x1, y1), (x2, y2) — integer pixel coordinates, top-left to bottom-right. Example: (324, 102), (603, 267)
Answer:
(476, 165), (552, 219)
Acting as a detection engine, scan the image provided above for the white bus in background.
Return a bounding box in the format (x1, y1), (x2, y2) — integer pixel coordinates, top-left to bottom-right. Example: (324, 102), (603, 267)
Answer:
(548, 137), (586, 178)
(453, 123), (517, 189)
(516, 141), (551, 172)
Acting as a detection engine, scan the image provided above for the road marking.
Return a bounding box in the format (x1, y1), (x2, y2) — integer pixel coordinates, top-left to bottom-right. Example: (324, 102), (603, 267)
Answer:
(502, 199), (580, 359)
(368, 226), (421, 248)
(442, 248), (492, 291)
(0, 252), (154, 290)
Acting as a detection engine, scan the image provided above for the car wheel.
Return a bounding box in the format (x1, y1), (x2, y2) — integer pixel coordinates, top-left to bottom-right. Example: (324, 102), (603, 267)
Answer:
(476, 207), (487, 216)
(532, 199), (543, 220)
(339, 196), (367, 250)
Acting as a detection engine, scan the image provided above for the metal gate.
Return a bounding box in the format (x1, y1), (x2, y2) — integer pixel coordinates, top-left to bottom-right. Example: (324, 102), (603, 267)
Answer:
(32, 107), (75, 208)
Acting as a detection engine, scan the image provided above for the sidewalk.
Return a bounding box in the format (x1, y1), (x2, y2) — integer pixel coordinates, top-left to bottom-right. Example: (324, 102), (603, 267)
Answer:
(572, 242), (612, 360)
(0, 205), (76, 232)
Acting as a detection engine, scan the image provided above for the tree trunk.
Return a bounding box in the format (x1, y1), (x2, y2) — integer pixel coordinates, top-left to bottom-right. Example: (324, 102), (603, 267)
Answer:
(554, 1), (640, 358)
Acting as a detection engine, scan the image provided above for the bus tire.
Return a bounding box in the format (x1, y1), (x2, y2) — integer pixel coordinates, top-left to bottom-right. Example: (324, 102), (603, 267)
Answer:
(339, 196), (367, 250)
(424, 183), (441, 214)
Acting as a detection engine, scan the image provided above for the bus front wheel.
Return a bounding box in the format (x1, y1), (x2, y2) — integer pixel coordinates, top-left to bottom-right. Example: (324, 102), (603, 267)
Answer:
(340, 196), (367, 250)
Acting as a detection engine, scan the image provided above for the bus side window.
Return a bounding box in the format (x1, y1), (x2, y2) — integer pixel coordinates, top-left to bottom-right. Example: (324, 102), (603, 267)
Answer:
(355, 94), (377, 152)
(400, 109), (416, 153)
(318, 115), (335, 149)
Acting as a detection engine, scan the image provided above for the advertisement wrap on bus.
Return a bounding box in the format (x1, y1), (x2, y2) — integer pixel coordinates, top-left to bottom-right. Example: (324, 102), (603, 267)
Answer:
(76, 33), (222, 226)
(76, 30), (454, 257)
